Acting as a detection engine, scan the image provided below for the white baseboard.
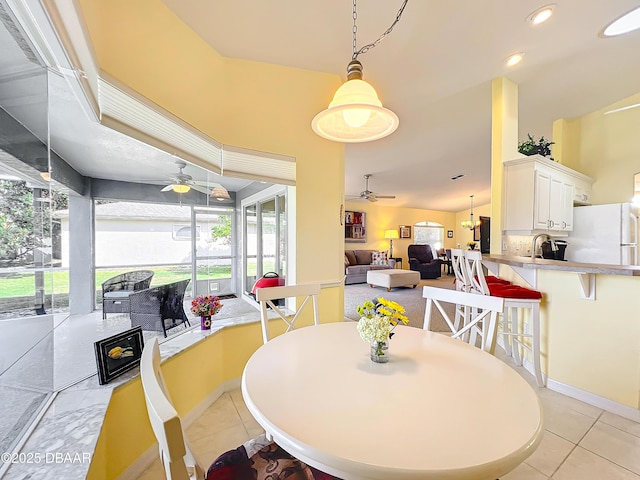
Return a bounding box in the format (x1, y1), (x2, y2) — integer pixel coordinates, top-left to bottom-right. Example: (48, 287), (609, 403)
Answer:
(509, 350), (640, 424)
(545, 377), (640, 423)
(117, 378), (241, 480)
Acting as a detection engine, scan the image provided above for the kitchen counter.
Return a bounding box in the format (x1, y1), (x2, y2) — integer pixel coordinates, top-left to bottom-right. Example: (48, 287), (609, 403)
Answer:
(483, 254), (640, 299)
(484, 254), (640, 276)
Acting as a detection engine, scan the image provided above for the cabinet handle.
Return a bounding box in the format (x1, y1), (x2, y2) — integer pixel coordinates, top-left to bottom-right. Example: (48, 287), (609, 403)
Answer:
(562, 221), (566, 229)
(548, 220), (555, 228)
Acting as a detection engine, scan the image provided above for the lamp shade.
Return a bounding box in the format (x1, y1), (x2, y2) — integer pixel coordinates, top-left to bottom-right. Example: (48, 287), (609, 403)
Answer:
(210, 185), (231, 201)
(171, 184), (191, 193)
(311, 61), (399, 143)
(384, 229), (399, 239)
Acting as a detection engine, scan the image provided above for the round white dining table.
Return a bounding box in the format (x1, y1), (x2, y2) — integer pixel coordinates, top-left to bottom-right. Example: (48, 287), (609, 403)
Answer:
(241, 322), (543, 480)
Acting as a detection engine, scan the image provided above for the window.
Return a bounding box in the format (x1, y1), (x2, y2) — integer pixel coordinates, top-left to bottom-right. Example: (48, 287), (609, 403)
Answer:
(173, 224), (201, 240)
(414, 222), (444, 250)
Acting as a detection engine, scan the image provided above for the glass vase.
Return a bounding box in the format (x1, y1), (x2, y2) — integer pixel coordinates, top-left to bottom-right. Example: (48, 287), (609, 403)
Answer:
(201, 316), (211, 330)
(370, 339), (389, 363)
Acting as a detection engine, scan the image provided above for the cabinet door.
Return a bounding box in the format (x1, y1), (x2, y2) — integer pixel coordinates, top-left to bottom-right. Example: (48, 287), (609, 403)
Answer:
(548, 175), (564, 230)
(534, 170), (551, 230)
(560, 180), (574, 231)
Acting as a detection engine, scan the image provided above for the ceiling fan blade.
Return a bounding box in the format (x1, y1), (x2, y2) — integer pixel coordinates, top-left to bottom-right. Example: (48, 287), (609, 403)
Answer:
(190, 184), (211, 195)
(367, 197), (377, 202)
(160, 185), (173, 192)
(374, 195), (396, 199)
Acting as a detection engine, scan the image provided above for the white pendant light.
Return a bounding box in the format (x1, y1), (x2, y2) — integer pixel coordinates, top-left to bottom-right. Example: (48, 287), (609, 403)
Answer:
(311, 0), (408, 143)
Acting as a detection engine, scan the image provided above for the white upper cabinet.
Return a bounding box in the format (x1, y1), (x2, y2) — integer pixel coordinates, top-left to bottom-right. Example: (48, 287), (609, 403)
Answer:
(503, 155), (591, 235)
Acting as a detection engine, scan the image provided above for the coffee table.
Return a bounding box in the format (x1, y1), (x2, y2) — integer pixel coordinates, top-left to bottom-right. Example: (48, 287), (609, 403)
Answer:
(367, 268), (420, 291)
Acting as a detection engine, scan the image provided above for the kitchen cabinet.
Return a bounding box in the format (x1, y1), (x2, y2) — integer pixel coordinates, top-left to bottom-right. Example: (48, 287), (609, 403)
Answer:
(503, 155), (591, 235)
(573, 177), (593, 205)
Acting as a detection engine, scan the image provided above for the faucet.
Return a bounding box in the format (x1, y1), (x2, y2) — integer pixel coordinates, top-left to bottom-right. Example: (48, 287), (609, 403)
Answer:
(530, 234), (550, 259)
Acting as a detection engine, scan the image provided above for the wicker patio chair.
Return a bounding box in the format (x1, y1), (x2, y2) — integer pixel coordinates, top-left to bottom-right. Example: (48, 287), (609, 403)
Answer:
(101, 270), (154, 319)
(129, 279), (192, 337)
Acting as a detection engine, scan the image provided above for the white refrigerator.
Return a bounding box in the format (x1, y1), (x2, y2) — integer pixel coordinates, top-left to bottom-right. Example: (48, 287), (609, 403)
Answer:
(566, 203), (638, 265)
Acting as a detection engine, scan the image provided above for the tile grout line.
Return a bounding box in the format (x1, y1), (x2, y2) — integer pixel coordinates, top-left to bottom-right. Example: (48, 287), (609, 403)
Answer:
(546, 410), (606, 479)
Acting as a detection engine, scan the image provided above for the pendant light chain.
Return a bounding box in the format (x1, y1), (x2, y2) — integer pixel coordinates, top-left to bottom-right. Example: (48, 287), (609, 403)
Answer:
(352, 0), (409, 60)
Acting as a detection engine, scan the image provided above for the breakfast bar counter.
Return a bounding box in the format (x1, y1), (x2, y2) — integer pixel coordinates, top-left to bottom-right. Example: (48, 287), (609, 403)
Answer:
(483, 254), (640, 276)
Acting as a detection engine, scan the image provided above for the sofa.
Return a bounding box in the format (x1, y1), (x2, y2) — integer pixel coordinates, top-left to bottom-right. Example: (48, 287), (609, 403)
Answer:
(408, 244), (441, 279)
(344, 249), (393, 285)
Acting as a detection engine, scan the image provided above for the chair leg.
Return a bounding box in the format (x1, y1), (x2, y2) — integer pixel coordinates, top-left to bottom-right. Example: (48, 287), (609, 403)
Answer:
(531, 302), (544, 387)
(511, 307), (523, 366)
(500, 308), (512, 357)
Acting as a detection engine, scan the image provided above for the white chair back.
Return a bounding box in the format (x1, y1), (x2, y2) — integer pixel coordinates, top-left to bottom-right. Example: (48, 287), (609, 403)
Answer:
(449, 248), (469, 292)
(463, 249), (491, 295)
(256, 283), (321, 344)
(422, 286), (504, 353)
(140, 337), (205, 480)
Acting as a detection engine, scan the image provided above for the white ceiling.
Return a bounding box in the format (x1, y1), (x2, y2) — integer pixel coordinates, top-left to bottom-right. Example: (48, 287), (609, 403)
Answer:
(161, 0), (640, 211)
(2, 0), (640, 211)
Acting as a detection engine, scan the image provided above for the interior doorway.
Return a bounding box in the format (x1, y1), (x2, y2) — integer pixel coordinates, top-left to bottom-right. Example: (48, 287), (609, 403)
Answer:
(479, 216), (490, 253)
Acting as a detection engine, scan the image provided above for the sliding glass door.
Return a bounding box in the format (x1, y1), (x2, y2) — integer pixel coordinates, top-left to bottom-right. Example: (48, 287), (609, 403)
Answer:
(242, 190), (286, 297)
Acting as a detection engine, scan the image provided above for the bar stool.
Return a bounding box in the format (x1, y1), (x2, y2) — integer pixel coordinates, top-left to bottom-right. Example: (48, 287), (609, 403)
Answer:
(463, 250), (545, 387)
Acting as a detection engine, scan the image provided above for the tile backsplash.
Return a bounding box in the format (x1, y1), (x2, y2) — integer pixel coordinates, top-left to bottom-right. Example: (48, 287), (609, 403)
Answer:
(502, 235), (535, 256)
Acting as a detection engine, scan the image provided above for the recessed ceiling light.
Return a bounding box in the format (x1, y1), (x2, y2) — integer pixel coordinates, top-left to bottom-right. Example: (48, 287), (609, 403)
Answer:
(528, 4), (555, 25)
(505, 52), (525, 67)
(602, 6), (640, 37)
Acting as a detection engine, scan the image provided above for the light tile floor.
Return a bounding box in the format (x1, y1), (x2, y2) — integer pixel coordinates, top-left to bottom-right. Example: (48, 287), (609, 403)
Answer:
(136, 347), (640, 480)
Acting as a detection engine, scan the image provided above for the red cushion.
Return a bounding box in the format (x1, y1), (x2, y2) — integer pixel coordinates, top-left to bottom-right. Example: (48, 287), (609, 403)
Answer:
(488, 284), (542, 299)
(483, 276), (512, 285)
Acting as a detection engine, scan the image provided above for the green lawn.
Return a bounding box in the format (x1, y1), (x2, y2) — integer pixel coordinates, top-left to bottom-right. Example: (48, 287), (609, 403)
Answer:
(0, 266), (232, 298)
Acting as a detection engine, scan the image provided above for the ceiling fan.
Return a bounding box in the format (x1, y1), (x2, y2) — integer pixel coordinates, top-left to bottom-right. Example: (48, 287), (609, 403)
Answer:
(347, 174), (396, 202)
(161, 160), (230, 200)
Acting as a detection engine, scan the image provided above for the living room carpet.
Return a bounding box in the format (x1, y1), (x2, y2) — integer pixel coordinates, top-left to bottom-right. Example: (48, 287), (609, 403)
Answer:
(344, 273), (457, 332)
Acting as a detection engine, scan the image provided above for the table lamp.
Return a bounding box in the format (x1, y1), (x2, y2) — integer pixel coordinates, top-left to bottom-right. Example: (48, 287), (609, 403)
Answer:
(384, 229), (399, 258)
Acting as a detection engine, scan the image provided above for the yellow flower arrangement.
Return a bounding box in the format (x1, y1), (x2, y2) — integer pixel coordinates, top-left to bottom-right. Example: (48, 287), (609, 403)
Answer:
(356, 298), (409, 344)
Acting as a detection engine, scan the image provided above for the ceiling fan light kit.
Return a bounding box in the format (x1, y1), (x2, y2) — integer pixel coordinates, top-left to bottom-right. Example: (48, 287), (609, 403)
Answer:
(171, 183), (191, 194)
(311, 0), (408, 143)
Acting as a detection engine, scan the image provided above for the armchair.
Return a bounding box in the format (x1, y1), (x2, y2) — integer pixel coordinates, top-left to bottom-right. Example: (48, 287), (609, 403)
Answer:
(408, 244), (441, 279)
(101, 270), (154, 319)
(129, 279), (192, 337)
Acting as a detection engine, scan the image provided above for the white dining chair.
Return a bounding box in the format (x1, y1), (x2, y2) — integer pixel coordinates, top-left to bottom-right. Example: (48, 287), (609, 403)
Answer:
(140, 337), (207, 479)
(462, 250), (545, 386)
(422, 286), (504, 353)
(256, 283), (321, 344)
(140, 337), (341, 480)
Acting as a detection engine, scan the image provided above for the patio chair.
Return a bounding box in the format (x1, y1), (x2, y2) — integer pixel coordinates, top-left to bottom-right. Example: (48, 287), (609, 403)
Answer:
(101, 270), (154, 319)
(129, 279), (191, 337)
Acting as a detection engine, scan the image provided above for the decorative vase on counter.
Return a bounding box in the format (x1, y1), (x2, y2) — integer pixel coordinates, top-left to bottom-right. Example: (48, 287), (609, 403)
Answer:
(201, 316), (212, 330)
(370, 339), (389, 363)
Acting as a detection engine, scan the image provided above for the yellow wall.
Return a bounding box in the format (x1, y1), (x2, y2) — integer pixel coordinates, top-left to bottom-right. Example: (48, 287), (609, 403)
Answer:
(344, 202), (455, 262)
(75, 0), (348, 476)
(455, 203), (491, 248)
(496, 89), (640, 409)
(343, 201), (491, 265)
(77, 0), (345, 288)
(571, 91), (640, 204)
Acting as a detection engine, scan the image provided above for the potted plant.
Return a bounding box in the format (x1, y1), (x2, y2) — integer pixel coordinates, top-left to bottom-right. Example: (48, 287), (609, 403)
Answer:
(518, 134), (555, 160)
